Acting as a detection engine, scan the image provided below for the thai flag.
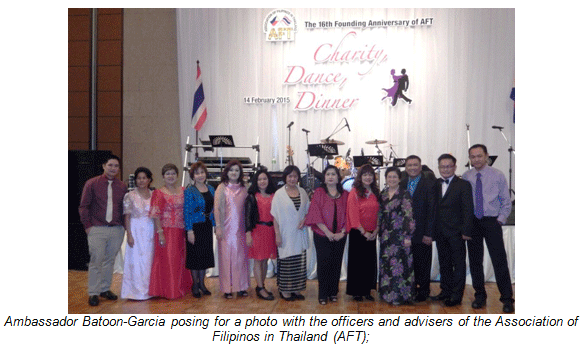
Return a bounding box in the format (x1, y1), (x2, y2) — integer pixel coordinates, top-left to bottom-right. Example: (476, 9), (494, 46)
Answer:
(282, 16), (291, 25)
(270, 16), (278, 26)
(192, 61), (207, 131)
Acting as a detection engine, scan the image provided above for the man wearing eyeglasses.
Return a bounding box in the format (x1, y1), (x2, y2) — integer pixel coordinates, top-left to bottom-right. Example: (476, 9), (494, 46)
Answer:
(462, 144), (514, 313)
(431, 153), (473, 307)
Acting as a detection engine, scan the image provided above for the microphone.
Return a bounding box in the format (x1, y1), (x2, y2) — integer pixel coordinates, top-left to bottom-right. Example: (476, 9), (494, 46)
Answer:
(345, 118), (351, 132)
(302, 128), (310, 133)
(346, 148), (351, 157)
(492, 125), (504, 130)
(287, 121), (294, 128)
(361, 148), (365, 156)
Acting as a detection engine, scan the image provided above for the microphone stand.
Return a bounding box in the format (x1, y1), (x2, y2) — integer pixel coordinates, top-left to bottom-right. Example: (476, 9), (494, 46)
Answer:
(493, 126), (515, 199)
(387, 144), (399, 166)
(466, 124), (471, 171)
(374, 142), (389, 164)
(325, 118), (349, 142)
(304, 129), (313, 193)
(287, 123), (293, 165)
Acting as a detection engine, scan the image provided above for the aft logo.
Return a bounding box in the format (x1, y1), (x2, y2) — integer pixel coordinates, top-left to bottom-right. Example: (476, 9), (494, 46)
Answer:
(264, 9), (297, 42)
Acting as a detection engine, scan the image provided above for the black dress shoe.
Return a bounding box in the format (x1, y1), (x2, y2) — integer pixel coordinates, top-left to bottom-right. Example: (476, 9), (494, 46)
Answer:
(291, 292), (305, 300)
(353, 296), (363, 301)
(100, 290), (118, 300)
(192, 287), (201, 298)
(471, 299), (486, 309)
(260, 293), (275, 301)
(256, 287), (274, 301)
(444, 299), (461, 307)
(503, 302), (515, 313)
(364, 294), (375, 301)
(415, 294), (428, 302)
(279, 292), (295, 301)
(237, 290), (249, 297)
(430, 292), (449, 301)
(200, 288), (212, 296)
(88, 295), (100, 306)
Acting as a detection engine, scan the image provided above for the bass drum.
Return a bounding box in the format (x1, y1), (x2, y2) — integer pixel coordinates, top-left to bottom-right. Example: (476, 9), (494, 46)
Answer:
(342, 177), (355, 192)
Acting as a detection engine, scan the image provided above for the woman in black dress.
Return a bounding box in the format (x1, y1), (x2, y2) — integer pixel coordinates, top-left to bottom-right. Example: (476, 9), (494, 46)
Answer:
(184, 162), (215, 297)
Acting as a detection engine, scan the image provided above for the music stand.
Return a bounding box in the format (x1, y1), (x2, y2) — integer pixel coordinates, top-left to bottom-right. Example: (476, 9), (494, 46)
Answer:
(208, 135), (235, 147)
(199, 138), (214, 152)
(308, 143), (338, 157)
(353, 155), (384, 167)
(393, 158), (407, 167)
(488, 156), (498, 166)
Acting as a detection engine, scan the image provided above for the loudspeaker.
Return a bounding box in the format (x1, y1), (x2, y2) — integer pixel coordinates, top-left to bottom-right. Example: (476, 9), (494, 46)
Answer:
(68, 150), (112, 270)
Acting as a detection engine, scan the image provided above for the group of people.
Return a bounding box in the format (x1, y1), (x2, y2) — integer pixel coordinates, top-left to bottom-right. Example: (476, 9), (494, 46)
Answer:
(78, 143), (514, 313)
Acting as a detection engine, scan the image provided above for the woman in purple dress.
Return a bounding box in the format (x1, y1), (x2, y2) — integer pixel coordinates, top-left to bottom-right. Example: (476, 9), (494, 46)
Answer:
(378, 167), (415, 305)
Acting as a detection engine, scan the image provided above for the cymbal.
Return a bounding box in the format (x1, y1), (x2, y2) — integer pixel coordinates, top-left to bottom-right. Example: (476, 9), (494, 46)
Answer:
(321, 139), (345, 145)
(365, 139), (387, 145)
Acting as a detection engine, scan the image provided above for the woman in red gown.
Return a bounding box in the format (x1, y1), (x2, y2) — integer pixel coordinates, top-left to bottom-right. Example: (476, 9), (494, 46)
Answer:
(148, 163), (192, 299)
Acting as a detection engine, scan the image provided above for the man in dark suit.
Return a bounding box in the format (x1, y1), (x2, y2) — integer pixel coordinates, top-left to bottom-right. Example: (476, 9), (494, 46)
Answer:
(400, 155), (436, 301)
(431, 154), (473, 306)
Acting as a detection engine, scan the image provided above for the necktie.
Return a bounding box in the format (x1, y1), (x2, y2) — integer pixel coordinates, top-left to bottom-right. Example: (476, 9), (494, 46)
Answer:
(407, 179), (415, 197)
(106, 180), (113, 223)
(475, 173), (484, 219)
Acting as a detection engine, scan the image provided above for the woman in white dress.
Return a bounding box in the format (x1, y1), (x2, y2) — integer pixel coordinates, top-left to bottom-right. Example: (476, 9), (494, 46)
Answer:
(121, 167), (155, 300)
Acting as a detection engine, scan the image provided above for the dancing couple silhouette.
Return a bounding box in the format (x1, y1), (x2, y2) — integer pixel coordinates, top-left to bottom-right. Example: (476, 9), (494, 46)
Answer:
(381, 68), (412, 106)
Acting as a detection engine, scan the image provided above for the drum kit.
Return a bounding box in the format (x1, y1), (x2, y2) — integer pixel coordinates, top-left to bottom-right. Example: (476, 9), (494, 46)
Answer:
(307, 138), (401, 192)
(297, 118), (403, 195)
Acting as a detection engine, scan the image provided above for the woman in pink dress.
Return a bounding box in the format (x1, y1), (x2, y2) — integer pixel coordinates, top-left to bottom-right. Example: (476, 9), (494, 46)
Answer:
(245, 168), (277, 301)
(148, 163), (192, 299)
(214, 160), (249, 299)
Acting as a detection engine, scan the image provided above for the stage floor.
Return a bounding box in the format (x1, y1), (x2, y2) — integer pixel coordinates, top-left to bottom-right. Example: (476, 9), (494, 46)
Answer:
(69, 270), (513, 315)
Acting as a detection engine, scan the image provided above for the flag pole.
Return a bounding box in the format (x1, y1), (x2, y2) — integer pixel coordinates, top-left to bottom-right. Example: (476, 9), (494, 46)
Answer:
(195, 60), (200, 162)
(195, 130), (199, 161)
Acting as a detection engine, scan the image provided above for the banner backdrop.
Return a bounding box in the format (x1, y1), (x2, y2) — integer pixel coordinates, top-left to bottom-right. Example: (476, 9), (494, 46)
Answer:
(176, 8), (514, 186)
